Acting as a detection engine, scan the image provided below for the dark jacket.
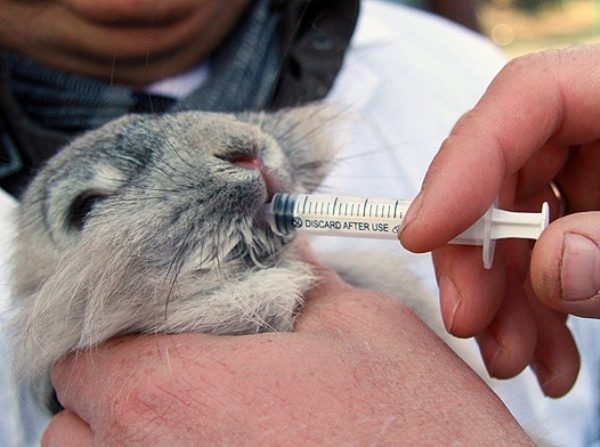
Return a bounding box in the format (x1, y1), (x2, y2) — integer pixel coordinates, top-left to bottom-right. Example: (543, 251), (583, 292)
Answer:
(0, 0), (359, 197)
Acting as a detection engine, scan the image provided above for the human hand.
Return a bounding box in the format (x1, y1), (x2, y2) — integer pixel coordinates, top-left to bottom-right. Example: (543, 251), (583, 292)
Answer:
(41, 258), (531, 445)
(400, 44), (600, 397)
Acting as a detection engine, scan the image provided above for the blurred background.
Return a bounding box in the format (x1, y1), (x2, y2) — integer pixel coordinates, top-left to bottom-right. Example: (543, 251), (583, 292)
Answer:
(388, 0), (600, 58)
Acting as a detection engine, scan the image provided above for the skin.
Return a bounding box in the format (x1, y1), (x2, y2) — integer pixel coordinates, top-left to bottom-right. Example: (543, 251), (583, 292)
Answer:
(400, 43), (600, 398)
(4, 0), (521, 443)
(0, 0), (250, 85)
(42, 258), (533, 446)
(4, 0), (596, 440)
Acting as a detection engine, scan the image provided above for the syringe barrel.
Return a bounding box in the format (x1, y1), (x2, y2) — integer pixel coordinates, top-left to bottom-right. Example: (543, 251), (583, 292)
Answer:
(268, 193), (411, 239)
(267, 193), (549, 269)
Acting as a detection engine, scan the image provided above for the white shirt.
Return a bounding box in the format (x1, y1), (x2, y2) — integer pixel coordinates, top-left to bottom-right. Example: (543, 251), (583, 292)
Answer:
(1, 2), (597, 445)
(0, 189), (48, 446)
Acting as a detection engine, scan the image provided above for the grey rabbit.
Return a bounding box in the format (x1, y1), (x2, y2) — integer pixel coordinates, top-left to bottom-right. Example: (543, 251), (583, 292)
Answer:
(8, 105), (489, 420)
(7, 102), (556, 445)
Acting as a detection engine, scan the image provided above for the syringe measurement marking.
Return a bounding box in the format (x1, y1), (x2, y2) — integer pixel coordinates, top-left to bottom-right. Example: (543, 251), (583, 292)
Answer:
(293, 197), (407, 225)
(301, 195), (309, 215)
(268, 194), (549, 270)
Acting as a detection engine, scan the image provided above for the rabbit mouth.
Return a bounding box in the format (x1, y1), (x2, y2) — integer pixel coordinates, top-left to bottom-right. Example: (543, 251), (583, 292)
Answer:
(227, 201), (295, 268)
(223, 229), (291, 268)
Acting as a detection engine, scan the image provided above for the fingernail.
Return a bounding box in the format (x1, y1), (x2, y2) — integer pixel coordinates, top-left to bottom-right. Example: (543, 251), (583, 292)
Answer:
(560, 233), (600, 301)
(487, 338), (502, 378)
(530, 360), (560, 397)
(476, 332), (503, 378)
(438, 275), (461, 333)
(530, 360), (549, 386)
(399, 191), (423, 235)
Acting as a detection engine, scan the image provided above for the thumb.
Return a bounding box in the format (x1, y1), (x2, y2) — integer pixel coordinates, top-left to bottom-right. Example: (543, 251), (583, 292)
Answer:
(531, 212), (600, 318)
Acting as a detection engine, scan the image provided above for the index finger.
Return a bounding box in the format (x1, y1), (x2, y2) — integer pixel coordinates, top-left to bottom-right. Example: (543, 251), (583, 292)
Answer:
(400, 44), (600, 253)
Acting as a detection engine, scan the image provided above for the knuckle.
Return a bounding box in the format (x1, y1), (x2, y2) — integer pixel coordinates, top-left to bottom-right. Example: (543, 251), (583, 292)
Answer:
(501, 50), (556, 78)
(103, 375), (168, 441)
(497, 48), (573, 95)
(104, 372), (206, 444)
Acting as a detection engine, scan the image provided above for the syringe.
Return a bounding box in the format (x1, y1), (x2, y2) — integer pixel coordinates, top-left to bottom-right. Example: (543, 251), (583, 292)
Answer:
(266, 193), (549, 269)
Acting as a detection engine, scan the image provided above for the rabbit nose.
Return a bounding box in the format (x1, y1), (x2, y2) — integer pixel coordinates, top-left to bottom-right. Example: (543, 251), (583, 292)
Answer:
(231, 154), (260, 169)
(216, 151), (261, 170)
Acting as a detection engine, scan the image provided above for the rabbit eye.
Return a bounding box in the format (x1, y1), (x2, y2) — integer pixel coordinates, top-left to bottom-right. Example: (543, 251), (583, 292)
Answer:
(68, 192), (107, 231)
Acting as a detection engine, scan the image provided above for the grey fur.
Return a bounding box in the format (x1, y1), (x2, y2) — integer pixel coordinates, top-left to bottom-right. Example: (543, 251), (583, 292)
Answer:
(7, 104), (553, 445)
(10, 106), (337, 407)
(8, 106), (490, 419)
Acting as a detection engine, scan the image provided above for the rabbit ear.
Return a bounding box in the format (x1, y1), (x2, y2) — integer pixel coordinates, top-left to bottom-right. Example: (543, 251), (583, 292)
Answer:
(12, 114), (155, 301)
(17, 115), (142, 245)
(238, 103), (342, 192)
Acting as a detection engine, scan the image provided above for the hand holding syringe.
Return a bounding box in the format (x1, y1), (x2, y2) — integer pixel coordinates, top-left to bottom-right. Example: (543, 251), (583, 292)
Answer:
(266, 193), (549, 269)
